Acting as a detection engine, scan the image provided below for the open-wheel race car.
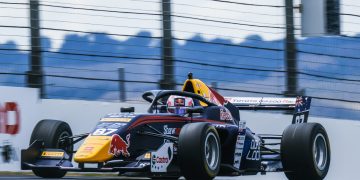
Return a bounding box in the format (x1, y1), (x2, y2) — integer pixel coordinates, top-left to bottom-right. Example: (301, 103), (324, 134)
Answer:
(21, 73), (330, 180)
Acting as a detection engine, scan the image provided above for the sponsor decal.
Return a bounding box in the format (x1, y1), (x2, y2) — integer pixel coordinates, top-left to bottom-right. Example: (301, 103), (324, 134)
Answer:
(233, 134), (245, 169)
(225, 97), (296, 105)
(151, 143), (174, 172)
(83, 147), (94, 152)
(163, 125), (175, 135)
(220, 108), (233, 121)
(109, 134), (130, 157)
(163, 125), (180, 143)
(41, 151), (64, 157)
(246, 139), (261, 161)
(163, 125), (180, 135)
(238, 121), (246, 131)
(153, 155), (169, 163)
(108, 123), (127, 128)
(106, 113), (136, 118)
(0, 102), (20, 135)
(106, 113), (135, 118)
(97, 122), (126, 128)
(100, 118), (131, 122)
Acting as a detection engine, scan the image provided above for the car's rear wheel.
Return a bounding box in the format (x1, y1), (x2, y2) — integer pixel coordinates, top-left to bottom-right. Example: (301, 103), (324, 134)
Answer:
(281, 123), (330, 180)
(178, 122), (221, 180)
(30, 119), (73, 178)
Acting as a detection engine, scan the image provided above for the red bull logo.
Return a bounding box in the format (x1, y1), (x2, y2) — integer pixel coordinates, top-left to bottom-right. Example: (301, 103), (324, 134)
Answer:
(109, 134), (130, 157)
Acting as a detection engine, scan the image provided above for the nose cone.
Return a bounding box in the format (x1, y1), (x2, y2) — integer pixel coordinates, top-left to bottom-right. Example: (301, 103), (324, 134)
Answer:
(74, 135), (113, 163)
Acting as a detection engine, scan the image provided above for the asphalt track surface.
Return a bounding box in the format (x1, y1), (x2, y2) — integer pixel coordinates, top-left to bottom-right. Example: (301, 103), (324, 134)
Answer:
(0, 175), (241, 180)
(0, 176), (148, 180)
(0, 173), (286, 180)
(0, 175), (238, 180)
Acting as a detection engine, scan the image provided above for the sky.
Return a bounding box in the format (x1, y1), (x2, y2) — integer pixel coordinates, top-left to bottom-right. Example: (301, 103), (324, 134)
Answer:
(0, 0), (359, 49)
(0, 0), (290, 49)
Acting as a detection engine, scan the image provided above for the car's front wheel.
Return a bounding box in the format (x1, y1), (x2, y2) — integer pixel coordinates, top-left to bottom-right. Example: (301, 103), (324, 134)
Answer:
(281, 123), (330, 180)
(30, 119), (73, 178)
(178, 122), (221, 180)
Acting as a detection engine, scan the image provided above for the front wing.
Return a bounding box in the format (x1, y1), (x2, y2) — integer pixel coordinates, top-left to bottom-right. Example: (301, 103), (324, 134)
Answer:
(21, 140), (175, 174)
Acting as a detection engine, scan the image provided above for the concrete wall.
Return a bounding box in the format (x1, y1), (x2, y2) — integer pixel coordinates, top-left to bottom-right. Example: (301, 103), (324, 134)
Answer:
(0, 86), (147, 171)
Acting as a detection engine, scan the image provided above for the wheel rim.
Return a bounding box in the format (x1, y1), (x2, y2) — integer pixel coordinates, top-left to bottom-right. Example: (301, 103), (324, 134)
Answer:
(313, 133), (328, 171)
(204, 132), (219, 171)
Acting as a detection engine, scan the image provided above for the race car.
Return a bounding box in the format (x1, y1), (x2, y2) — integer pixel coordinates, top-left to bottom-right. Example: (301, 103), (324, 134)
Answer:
(21, 73), (330, 180)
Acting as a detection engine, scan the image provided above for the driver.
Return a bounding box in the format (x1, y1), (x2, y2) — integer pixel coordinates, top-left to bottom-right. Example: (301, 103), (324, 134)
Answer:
(167, 95), (194, 115)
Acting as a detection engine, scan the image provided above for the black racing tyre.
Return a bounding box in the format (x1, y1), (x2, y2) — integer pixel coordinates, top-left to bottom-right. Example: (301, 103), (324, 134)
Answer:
(281, 123), (330, 180)
(30, 119), (73, 178)
(178, 123), (221, 180)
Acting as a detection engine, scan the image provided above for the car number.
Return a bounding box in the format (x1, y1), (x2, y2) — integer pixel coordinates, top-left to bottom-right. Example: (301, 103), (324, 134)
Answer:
(92, 128), (117, 135)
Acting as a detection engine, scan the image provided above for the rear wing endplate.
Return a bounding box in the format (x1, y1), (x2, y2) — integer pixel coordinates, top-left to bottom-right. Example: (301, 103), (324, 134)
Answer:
(224, 96), (311, 124)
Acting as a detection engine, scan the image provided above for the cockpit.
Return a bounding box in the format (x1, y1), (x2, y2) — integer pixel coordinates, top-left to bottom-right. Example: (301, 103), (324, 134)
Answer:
(141, 73), (240, 124)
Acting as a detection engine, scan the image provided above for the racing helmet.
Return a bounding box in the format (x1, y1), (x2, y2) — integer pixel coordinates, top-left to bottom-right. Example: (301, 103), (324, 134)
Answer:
(167, 95), (194, 115)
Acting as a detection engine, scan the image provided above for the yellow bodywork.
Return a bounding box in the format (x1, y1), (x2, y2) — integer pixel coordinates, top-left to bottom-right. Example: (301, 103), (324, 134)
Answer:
(182, 78), (212, 106)
(74, 135), (113, 163)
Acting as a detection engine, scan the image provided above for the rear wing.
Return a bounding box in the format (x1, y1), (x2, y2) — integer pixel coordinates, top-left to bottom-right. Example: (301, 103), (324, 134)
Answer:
(224, 96), (311, 124)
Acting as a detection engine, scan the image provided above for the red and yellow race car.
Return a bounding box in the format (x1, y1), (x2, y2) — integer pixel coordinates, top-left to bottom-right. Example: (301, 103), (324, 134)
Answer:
(21, 73), (330, 180)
